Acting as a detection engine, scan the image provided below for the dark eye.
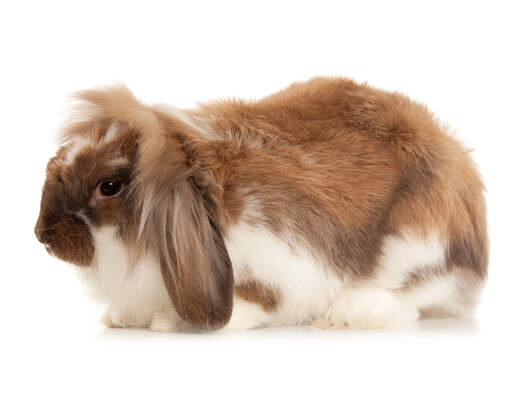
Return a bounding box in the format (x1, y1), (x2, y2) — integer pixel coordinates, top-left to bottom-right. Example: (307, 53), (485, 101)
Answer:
(95, 180), (123, 200)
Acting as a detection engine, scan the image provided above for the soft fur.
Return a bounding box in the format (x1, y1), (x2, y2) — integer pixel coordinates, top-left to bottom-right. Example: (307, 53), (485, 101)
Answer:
(35, 77), (488, 331)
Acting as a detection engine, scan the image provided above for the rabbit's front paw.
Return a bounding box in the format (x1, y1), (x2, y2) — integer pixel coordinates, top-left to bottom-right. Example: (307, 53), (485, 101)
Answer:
(150, 309), (184, 333)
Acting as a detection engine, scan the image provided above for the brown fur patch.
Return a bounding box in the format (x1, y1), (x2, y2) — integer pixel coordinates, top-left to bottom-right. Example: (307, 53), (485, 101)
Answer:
(235, 281), (281, 312)
(402, 265), (447, 289)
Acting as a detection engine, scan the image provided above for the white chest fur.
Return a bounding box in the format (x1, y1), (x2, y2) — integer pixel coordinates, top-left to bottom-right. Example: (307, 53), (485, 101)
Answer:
(75, 227), (172, 328)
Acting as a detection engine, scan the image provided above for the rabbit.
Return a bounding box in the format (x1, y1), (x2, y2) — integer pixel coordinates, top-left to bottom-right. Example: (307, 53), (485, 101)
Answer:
(34, 77), (488, 331)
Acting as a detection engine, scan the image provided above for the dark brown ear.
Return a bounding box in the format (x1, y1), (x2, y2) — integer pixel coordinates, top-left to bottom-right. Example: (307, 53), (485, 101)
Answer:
(157, 178), (233, 330)
(134, 112), (233, 330)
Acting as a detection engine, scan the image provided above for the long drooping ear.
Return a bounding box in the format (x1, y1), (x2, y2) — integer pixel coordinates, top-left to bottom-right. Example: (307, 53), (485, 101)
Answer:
(134, 112), (234, 330)
(157, 179), (233, 330)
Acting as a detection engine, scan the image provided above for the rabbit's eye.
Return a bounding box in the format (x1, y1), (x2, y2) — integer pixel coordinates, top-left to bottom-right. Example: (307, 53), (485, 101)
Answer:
(95, 180), (123, 200)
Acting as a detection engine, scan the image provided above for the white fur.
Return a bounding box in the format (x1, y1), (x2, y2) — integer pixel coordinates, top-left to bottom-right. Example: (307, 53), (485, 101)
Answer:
(372, 230), (446, 289)
(64, 136), (92, 165)
(64, 122), (125, 166)
(75, 226), (174, 328)
(397, 275), (456, 311)
(224, 221), (342, 328)
(371, 230), (479, 317)
(102, 121), (120, 143)
(395, 269), (481, 317)
(224, 297), (273, 330)
(105, 157), (130, 167)
(154, 104), (218, 139)
(313, 287), (419, 329)
(149, 308), (184, 333)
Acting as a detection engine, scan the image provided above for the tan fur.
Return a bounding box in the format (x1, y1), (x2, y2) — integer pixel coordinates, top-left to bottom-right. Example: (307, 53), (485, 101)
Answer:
(35, 78), (488, 330)
(235, 281), (281, 312)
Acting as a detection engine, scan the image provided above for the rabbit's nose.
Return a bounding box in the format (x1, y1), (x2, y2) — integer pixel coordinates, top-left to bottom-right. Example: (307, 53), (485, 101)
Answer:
(35, 225), (52, 246)
(36, 230), (54, 255)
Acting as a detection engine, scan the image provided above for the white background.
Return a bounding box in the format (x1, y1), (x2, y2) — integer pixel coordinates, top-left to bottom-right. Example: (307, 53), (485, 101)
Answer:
(1, 1), (510, 392)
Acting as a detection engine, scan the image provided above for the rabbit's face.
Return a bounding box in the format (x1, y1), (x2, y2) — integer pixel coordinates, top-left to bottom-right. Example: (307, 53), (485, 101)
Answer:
(35, 121), (138, 266)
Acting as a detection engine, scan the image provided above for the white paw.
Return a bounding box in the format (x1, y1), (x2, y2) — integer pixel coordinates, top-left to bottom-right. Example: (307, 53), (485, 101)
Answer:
(313, 287), (419, 330)
(150, 309), (184, 333)
(223, 297), (272, 331)
(102, 311), (132, 328)
(101, 312), (115, 328)
(102, 310), (151, 329)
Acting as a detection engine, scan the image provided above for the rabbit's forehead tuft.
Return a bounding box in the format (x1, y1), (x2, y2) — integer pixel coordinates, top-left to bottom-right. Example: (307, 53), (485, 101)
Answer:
(62, 122), (126, 167)
(64, 136), (93, 166)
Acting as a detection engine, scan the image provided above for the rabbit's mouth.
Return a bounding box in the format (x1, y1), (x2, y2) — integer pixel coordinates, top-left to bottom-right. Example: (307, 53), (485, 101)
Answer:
(44, 243), (53, 255)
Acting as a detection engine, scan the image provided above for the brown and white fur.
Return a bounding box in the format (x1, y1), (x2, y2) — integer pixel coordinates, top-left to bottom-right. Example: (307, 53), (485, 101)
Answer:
(35, 78), (488, 331)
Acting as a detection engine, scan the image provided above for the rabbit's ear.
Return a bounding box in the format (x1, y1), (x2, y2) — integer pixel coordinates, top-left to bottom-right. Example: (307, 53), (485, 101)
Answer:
(134, 112), (234, 330)
(157, 179), (233, 330)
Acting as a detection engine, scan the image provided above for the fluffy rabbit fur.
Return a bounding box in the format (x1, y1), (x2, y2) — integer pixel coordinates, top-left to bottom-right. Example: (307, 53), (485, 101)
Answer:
(35, 78), (488, 331)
